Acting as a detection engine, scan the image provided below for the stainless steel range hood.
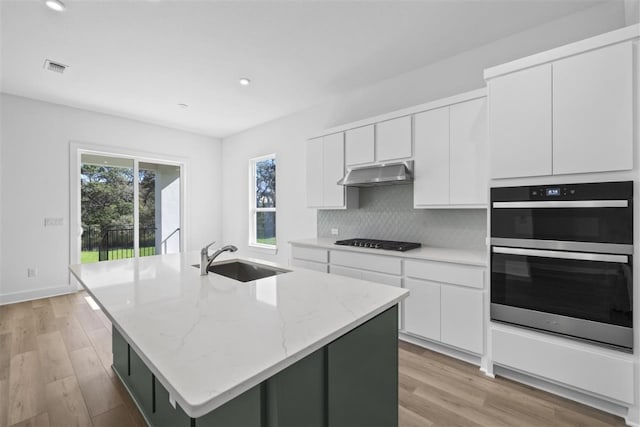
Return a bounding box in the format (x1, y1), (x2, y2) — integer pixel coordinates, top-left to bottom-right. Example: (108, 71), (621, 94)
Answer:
(337, 161), (413, 187)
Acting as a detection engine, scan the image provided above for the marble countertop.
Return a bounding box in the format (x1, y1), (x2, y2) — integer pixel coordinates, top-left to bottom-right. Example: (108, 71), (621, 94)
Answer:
(290, 238), (488, 267)
(69, 252), (408, 418)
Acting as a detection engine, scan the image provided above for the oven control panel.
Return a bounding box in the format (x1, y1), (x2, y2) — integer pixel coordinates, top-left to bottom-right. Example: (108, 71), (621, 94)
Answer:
(491, 181), (633, 202)
(530, 186), (576, 198)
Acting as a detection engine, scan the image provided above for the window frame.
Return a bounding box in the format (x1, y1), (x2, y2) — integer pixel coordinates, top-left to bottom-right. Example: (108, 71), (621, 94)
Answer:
(248, 153), (277, 252)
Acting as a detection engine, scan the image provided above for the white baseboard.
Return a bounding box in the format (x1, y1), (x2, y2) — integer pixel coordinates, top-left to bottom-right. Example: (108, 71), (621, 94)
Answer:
(0, 283), (79, 305)
(399, 331), (483, 367)
(493, 365), (630, 422)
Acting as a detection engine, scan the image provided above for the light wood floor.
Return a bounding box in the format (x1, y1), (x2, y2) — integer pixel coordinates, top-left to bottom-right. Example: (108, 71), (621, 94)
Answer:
(0, 292), (628, 427)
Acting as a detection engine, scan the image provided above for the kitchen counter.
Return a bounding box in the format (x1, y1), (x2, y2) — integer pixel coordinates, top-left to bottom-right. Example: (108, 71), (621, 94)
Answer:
(289, 237), (487, 266)
(69, 252), (408, 420)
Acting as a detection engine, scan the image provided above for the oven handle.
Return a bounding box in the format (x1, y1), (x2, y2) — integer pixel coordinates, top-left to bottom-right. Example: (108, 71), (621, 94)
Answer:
(492, 246), (629, 263)
(492, 200), (628, 208)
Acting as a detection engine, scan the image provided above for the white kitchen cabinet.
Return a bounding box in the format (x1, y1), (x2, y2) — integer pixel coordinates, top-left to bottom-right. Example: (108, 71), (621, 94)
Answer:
(329, 264), (362, 279)
(552, 42), (633, 175)
(306, 138), (324, 208)
(291, 245), (328, 273)
(450, 98), (487, 205)
(376, 116), (412, 162)
(291, 246), (328, 264)
(404, 278), (440, 342)
(345, 125), (374, 166)
(328, 251), (403, 327)
(323, 133), (346, 207)
(306, 133), (358, 209)
(331, 250), (402, 276)
(291, 259), (328, 273)
(413, 97), (487, 208)
(414, 107), (449, 206)
(492, 326), (634, 404)
(404, 259), (485, 354)
(488, 64), (552, 179)
(440, 286), (483, 354)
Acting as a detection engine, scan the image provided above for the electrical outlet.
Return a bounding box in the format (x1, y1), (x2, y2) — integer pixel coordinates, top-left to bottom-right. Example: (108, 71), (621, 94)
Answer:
(27, 268), (37, 278)
(44, 217), (64, 227)
(331, 228), (339, 236)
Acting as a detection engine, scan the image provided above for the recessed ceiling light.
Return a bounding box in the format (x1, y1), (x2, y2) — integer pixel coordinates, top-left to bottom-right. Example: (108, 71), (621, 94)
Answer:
(239, 78), (251, 86)
(177, 103), (189, 109)
(45, 0), (66, 12)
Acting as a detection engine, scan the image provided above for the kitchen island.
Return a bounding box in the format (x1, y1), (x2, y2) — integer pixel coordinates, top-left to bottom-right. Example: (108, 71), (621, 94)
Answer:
(69, 252), (408, 427)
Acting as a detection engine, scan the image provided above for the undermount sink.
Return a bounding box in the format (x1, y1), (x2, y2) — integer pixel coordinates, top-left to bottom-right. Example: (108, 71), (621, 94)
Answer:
(193, 260), (290, 282)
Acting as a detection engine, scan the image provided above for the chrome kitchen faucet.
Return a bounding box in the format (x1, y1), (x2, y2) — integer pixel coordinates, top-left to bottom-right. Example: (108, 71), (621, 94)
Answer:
(200, 242), (238, 275)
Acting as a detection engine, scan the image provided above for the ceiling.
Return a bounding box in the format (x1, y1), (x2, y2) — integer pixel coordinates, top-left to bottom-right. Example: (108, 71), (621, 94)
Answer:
(1, 0), (606, 138)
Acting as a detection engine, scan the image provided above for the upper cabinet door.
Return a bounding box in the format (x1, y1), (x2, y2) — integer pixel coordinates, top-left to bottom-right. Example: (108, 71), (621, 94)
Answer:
(413, 107), (450, 206)
(450, 98), (487, 205)
(322, 133), (345, 208)
(345, 125), (375, 166)
(306, 138), (324, 208)
(488, 64), (552, 179)
(376, 116), (412, 162)
(552, 42), (633, 175)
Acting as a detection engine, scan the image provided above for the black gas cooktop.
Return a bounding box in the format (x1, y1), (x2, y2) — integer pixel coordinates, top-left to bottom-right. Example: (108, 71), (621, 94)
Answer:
(334, 238), (421, 252)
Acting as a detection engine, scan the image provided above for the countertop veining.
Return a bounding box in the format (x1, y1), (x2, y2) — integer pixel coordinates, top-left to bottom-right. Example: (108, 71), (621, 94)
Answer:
(69, 252), (408, 418)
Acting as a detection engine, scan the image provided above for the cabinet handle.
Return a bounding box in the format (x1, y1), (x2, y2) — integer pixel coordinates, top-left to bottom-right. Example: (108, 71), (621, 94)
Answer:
(492, 246), (628, 263)
(492, 200), (628, 208)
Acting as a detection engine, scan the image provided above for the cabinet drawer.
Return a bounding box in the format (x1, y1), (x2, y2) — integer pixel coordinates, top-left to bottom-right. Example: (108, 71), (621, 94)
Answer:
(331, 250), (401, 275)
(493, 327), (634, 404)
(405, 259), (484, 289)
(329, 265), (362, 279)
(291, 259), (328, 273)
(292, 246), (328, 263)
(361, 271), (402, 287)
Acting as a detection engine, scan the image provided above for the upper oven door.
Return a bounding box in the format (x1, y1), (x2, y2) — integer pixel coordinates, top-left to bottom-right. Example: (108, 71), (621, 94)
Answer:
(491, 200), (632, 244)
(491, 181), (632, 245)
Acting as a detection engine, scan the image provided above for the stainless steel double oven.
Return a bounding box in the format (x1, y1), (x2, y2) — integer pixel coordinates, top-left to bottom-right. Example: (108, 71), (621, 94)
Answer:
(490, 181), (633, 351)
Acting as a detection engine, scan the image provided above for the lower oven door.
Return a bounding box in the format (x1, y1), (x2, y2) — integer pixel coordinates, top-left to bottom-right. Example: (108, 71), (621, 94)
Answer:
(491, 246), (633, 349)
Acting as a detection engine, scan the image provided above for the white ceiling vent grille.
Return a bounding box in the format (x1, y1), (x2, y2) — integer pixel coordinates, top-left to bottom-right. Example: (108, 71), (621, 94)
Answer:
(43, 59), (68, 74)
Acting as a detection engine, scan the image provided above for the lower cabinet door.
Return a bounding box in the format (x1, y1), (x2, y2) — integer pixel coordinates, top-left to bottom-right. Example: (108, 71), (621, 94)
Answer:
(440, 286), (483, 354)
(404, 279), (440, 341)
(328, 306), (398, 427)
(151, 378), (190, 427)
(128, 348), (154, 415)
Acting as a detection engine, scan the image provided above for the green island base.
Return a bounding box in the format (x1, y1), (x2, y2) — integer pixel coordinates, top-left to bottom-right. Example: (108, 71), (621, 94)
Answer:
(112, 305), (399, 427)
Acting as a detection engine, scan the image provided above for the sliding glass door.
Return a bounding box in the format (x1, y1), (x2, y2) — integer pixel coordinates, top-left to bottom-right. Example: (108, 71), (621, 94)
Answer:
(78, 152), (182, 264)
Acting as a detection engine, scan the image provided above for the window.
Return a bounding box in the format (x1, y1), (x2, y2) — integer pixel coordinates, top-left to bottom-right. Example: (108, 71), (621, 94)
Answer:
(250, 154), (276, 249)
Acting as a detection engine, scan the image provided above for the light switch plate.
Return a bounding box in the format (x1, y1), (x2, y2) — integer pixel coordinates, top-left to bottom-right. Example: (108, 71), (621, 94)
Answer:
(331, 228), (339, 236)
(44, 218), (64, 227)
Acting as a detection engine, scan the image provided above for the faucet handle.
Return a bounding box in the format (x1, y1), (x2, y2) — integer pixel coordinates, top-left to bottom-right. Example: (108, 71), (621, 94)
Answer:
(201, 241), (216, 255)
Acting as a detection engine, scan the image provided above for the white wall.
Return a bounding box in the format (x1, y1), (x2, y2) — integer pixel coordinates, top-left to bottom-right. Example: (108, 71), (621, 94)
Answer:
(626, 0), (640, 25)
(221, 1), (627, 266)
(0, 94), (223, 303)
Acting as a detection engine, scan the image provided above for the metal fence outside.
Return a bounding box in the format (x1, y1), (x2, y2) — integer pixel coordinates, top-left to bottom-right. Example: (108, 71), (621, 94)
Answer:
(82, 225), (156, 261)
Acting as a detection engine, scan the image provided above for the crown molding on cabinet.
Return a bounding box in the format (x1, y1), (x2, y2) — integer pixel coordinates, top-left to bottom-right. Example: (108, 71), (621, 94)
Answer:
(311, 87), (486, 139)
(484, 23), (640, 80)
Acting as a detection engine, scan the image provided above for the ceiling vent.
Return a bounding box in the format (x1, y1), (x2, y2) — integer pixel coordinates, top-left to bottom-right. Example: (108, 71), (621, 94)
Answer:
(43, 59), (68, 74)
